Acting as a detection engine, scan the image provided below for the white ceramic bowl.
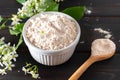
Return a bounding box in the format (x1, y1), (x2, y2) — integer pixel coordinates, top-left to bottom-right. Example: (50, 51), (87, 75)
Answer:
(22, 12), (81, 66)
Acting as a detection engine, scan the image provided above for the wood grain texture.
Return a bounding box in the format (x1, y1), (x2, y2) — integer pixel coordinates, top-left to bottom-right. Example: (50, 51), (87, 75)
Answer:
(0, 0), (120, 80)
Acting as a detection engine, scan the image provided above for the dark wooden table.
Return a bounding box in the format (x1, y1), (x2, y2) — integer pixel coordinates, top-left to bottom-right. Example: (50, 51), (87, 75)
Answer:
(1, 0), (120, 80)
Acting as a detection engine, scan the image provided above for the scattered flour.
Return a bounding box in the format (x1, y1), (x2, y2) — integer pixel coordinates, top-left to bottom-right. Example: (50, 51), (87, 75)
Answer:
(18, 70), (20, 72)
(94, 28), (112, 39)
(86, 9), (92, 14)
(90, 3), (93, 6)
(96, 18), (99, 22)
(118, 40), (120, 43)
(80, 41), (85, 44)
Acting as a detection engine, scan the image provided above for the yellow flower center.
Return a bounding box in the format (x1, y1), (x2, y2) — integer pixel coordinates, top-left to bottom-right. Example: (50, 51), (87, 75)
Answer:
(40, 30), (45, 35)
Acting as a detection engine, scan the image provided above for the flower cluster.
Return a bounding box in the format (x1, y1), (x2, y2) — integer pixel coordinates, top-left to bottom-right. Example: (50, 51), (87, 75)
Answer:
(10, 0), (59, 35)
(0, 0), (59, 77)
(0, 37), (18, 75)
(17, 0), (47, 18)
(22, 63), (40, 79)
(0, 0), (85, 78)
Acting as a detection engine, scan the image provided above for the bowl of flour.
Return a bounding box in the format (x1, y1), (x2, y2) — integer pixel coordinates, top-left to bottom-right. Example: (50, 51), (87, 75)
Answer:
(22, 11), (81, 66)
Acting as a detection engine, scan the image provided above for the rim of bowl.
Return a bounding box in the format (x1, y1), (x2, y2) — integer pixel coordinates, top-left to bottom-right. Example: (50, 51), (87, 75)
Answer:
(22, 11), (81, 53)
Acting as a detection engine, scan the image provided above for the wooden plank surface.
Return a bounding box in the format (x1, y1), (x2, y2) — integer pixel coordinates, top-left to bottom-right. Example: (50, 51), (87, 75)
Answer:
(0, 0), (120, 80)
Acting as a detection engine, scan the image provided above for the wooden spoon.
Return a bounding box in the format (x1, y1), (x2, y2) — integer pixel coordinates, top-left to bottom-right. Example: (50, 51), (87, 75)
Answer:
(69, 39), (116, 80)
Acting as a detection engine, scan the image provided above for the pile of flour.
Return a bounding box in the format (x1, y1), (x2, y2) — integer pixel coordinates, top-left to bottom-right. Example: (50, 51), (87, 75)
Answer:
(91, 39), (116, 56)
(26, 13), (78, 50)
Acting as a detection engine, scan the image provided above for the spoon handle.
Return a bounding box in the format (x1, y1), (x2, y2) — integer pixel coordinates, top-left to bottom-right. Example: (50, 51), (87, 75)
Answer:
(68, 56), (95, 80)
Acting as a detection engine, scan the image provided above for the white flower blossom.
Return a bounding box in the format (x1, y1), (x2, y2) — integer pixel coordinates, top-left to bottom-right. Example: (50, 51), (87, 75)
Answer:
(12, 52), (18, 61)
(0, 37), (18, 75)
(22, 67), (27, 74)
(0, 69), (7, 75)
(7, 63), (15, 71)
(22, 63), (40, 79)
(0, 62), (3, 67)
(11, 15), (21, 25)
(2, 61), (8, 67)
(17, 8), (27, 18)
(31, 72), (39, 79)
(55, 0), (64, 2)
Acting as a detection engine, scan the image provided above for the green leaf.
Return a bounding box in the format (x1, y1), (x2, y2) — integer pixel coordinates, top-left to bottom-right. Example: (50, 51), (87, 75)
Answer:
(46, 3), (59, 11)
(15, 23), (24, 32)
(62, 6), (86, 20)
(9, 23), (24, 36)
(0, 17), (11, 30)
(0, 18), (9, 30)
(16, 0), (26, 4)
(9, 29), (21, 36)
(0, 16), (3, 22)
(0, 23), (6, 30)
(15, 34), (23, 50)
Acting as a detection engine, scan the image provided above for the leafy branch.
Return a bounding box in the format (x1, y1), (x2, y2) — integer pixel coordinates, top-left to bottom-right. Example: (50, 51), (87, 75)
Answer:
(16, 0), (26, 4)
(0, 0), (86, 78)
(0, 0), (86, 49)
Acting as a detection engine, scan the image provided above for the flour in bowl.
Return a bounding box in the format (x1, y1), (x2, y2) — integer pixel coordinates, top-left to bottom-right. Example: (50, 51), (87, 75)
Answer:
(26, 13), (78, 50)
